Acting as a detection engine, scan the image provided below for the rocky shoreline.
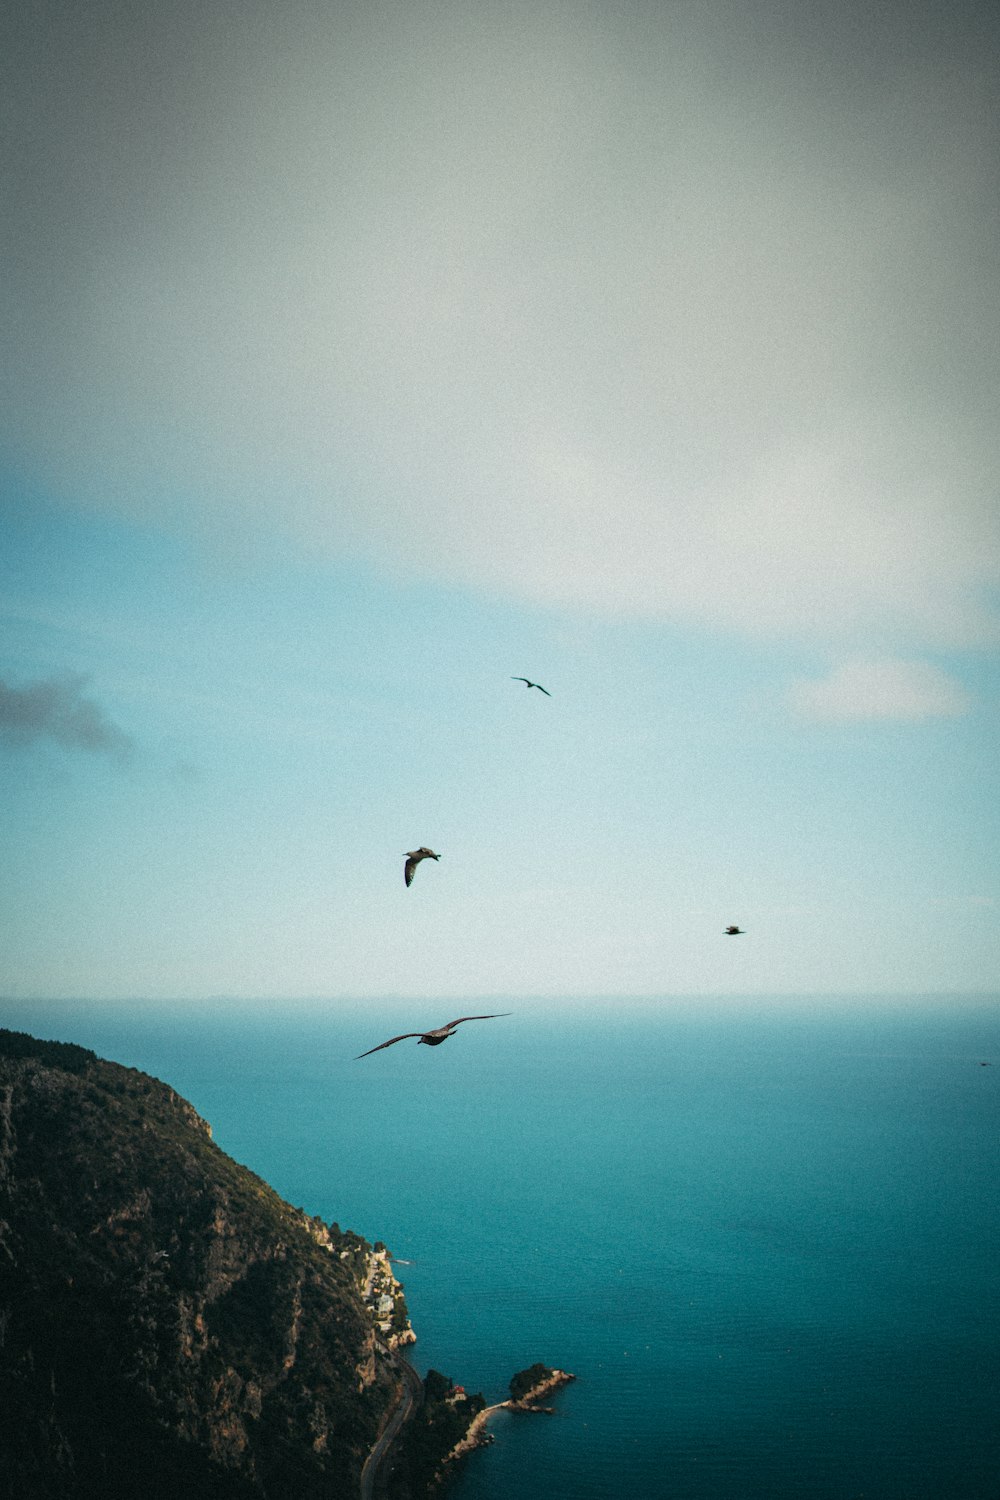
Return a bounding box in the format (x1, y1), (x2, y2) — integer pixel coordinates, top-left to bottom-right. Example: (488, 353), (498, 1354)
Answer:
(0, 1027), (570, 1500)
(437, 1367), (576, 1476)
(0, 1030), (407, 1499)
(506, 1367), (576, 1411)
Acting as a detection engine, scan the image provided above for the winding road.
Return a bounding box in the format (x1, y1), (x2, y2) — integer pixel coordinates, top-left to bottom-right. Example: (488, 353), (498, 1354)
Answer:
(359, 1350), (423, 1500)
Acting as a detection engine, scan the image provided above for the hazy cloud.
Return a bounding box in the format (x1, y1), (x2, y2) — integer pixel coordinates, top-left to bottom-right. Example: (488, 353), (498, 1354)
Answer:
(0, 674), (134, 757)
(2, 1), (998, 645)
(789, 658), (972, 722)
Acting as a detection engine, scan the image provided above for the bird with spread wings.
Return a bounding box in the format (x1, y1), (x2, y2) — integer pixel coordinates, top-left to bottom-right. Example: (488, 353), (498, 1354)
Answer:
(404, 848), (440, 887)
(356, 1014), (510, 1058)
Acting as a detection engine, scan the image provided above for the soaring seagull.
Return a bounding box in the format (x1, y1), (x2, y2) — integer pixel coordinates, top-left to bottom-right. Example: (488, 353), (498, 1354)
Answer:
(356, 1013), (510, 1058)
(511, 677), (551, 695)
(724, 925), (745, 935)
(404, 847), (440, 887)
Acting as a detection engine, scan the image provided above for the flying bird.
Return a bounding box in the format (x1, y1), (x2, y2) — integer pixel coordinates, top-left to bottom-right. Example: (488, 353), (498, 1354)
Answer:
(511, 677), (551, 695)
(404, 847), (440, 887)
(724, 926), (745, 935)
(356, 1013), (511, 1058)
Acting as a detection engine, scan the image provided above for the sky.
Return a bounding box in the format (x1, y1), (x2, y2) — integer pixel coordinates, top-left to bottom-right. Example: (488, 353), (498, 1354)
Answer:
(2, 0), (998, 1002)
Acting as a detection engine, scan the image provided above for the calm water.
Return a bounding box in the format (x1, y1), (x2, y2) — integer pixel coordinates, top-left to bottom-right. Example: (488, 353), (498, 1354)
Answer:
(4, 995), (999, 1499)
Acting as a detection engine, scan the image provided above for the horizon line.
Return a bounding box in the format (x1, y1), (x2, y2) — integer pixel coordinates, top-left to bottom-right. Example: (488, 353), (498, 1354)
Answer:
(3, 990), (997, 1006)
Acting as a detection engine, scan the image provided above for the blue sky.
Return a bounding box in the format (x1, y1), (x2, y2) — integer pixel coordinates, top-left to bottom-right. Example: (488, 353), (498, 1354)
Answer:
(2, 0), (998, 1001)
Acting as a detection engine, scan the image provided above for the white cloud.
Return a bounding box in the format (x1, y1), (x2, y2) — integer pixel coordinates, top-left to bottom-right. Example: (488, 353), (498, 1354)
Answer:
(2, 2), (998, 645)
(789, 658), (972, 722)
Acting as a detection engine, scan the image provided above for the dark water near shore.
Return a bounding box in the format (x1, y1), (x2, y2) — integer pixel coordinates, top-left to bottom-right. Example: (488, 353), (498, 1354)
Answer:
(5, 995), (999, 1499)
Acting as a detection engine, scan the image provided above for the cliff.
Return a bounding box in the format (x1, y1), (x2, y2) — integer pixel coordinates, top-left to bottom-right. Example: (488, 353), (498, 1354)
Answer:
(0, 1029), (404, 1499)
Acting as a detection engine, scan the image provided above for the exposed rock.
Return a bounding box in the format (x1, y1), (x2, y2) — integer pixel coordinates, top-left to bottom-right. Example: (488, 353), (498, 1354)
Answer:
(388, 1370), (487, 1498)
(0, 1029), (404, 1499)
(409, 1365), (576, 1493)
(506, 1366), (576, 1409)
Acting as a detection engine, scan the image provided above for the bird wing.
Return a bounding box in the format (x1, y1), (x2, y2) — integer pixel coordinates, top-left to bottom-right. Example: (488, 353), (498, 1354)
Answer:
(404, 859), (416, 886)
(536, 684), (551, 695)
(511, 677), (530, 685)
(442, 1013), (512, 1030)
(356, 1033), (423, 1059)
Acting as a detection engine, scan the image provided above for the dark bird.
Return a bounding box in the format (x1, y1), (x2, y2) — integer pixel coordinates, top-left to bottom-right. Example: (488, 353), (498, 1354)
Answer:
(356, 1013), (510, 1058)
(980, 1061), (992, 1066)
(511, 677), (551, 695)
(404, 847), (440, 887)
(725, 926), (744, 935)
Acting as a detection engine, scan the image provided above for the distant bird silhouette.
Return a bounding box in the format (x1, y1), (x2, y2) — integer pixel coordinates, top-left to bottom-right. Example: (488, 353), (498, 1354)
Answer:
(404, 848), (440, 887)
(725, 926), (745, 935)
(511, 677), (551, 695)
(980, 1061), (992, 1066)
(356, 1013), (510, 1058)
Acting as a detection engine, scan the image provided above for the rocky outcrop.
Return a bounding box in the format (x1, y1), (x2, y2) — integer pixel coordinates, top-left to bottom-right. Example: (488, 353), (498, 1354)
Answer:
(422, 1365), (576, 1490)
(435, 1407), (492, 1466)
(506, 1366), (576, 1409)
(0, 1030), (404, 1499)
(386, 1371), (486, 1499)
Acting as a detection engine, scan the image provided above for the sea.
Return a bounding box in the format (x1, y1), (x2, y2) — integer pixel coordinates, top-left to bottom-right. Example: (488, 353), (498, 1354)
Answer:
(4, 994), (998, 1500)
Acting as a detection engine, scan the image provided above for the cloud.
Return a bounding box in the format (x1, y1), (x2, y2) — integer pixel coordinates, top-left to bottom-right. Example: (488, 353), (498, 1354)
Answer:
(0, 674), (134, 757)
(2, 1), (998, 645)
(789, 658), (972, 722)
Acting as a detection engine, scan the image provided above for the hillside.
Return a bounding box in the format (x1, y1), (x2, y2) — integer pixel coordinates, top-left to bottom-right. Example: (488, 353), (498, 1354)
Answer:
(0, 1029), (405, 1499)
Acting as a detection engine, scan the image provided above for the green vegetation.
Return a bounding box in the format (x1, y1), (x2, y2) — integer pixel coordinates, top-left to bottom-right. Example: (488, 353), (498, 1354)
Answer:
(422, 1368), (454, 1404)
(509, 1363), (553, 1401)
(390, 1372), (486, 1498)
(0, 1032), (401, 1499)
(0, 1026), (97, 1072)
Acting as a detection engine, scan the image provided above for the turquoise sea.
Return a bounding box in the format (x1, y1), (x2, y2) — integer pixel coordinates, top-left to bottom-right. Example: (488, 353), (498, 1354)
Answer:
(4, 995), (999, 1500)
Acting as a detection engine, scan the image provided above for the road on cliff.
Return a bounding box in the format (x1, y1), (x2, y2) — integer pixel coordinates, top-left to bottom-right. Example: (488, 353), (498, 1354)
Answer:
(359, 1352), (423, 1500)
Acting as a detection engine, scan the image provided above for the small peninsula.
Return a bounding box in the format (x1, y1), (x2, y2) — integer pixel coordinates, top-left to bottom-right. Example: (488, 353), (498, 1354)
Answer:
(0, 1029), (568, 1499)
(508, 1362), (577, 1408)
(422, 1363), (577, 1488)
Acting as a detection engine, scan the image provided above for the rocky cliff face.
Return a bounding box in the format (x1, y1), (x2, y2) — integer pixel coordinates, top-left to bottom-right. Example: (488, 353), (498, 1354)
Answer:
(0, 1030), (402, 1499)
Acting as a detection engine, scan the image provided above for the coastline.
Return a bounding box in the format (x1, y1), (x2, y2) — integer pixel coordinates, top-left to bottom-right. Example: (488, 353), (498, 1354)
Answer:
(504, 1368), (576, 1411)
(439, 1368), (576, 1473)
